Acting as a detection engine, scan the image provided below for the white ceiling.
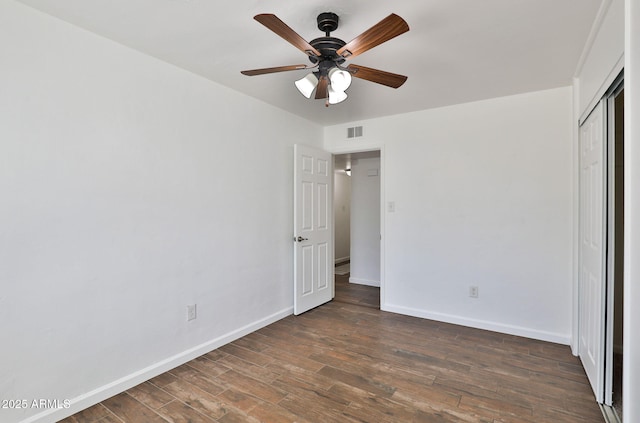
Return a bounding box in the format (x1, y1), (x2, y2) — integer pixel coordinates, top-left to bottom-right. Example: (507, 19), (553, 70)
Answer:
(17, 0), (602, 126)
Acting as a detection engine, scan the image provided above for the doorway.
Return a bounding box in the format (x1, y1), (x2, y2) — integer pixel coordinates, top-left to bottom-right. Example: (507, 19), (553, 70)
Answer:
(333, 151), (381, 308)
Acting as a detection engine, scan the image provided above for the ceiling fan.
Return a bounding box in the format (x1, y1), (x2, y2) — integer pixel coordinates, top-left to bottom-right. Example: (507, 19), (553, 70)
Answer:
(241, 12), (410, 106)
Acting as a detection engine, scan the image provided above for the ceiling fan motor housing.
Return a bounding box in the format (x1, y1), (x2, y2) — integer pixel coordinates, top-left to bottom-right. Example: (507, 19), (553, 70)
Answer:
(308, 37), (346, 64)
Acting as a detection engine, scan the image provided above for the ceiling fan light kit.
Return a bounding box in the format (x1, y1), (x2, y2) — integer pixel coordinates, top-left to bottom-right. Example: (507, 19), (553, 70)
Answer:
(295, 68), (351, 103)
(294, 73), (319, 98)
(241, 11), (409, 107)
(328, 86), (348, 105)
(328, 67), (352, 92)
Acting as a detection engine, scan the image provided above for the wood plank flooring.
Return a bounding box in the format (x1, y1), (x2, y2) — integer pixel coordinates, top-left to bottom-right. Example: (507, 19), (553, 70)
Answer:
(333, 273), (380, 309)
(61, 275), (603, 423)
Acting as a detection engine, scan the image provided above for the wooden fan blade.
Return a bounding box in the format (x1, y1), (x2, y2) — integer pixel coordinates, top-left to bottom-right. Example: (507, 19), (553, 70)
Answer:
(347, 64), (408, 88)
(241, 64), (309, 76)
(336, 14), (409, 59)
(315, 76), (328, 99)
(254, 14), (321, 57)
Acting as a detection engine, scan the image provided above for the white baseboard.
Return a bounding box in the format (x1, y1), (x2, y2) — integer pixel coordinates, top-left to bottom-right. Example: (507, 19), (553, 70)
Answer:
(349, 277), (380, 287)
(381, 303), (570, 345)
(335, 256), (350, 265)
(25, 307), (293, 423)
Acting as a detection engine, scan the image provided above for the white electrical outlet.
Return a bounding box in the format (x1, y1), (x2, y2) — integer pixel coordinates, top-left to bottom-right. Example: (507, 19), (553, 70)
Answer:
(187, 304), (197, 321)
(469, 286), (479, 298)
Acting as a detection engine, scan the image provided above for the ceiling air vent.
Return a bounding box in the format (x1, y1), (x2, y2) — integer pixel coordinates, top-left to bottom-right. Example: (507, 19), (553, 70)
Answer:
(347, 126), (363, 139)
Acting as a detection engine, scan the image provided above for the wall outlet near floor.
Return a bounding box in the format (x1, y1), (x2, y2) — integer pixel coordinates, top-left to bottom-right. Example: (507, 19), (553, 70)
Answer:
(187, 304), (197, 321)
(469, 286), (479, 298)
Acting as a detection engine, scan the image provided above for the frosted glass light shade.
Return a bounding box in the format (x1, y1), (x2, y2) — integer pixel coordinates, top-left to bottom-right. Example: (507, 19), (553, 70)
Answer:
(328, 68), (352, 92)
(328, 86), (348, 104)
(294, 73), (318, 98)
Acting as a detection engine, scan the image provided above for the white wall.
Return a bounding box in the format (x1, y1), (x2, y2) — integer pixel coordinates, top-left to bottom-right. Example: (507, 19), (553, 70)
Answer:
(333, 171), (351, 263)
(0, 2), (322, 422)
(349, 157), (381, 287)
(624, 1), (640, 421)
(325, 87), (574, 343)
(576, 0), (624, 120)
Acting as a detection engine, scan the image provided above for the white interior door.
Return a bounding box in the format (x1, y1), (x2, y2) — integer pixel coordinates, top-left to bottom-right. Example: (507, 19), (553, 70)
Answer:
(579, 100), (606, 403)
(293, 144), (333, 315)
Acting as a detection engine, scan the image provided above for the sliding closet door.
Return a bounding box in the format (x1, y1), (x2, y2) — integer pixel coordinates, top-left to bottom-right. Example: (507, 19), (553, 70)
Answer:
(578, 100), (606, 403)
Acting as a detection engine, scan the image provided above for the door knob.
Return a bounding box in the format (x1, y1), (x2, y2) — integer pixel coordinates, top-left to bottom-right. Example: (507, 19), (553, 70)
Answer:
(295, 236), (309, 242)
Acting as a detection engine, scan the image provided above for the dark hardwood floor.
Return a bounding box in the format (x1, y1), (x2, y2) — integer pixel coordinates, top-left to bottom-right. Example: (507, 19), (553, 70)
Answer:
(333, 273), (380, 309)
(61, 274), (603, 422)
